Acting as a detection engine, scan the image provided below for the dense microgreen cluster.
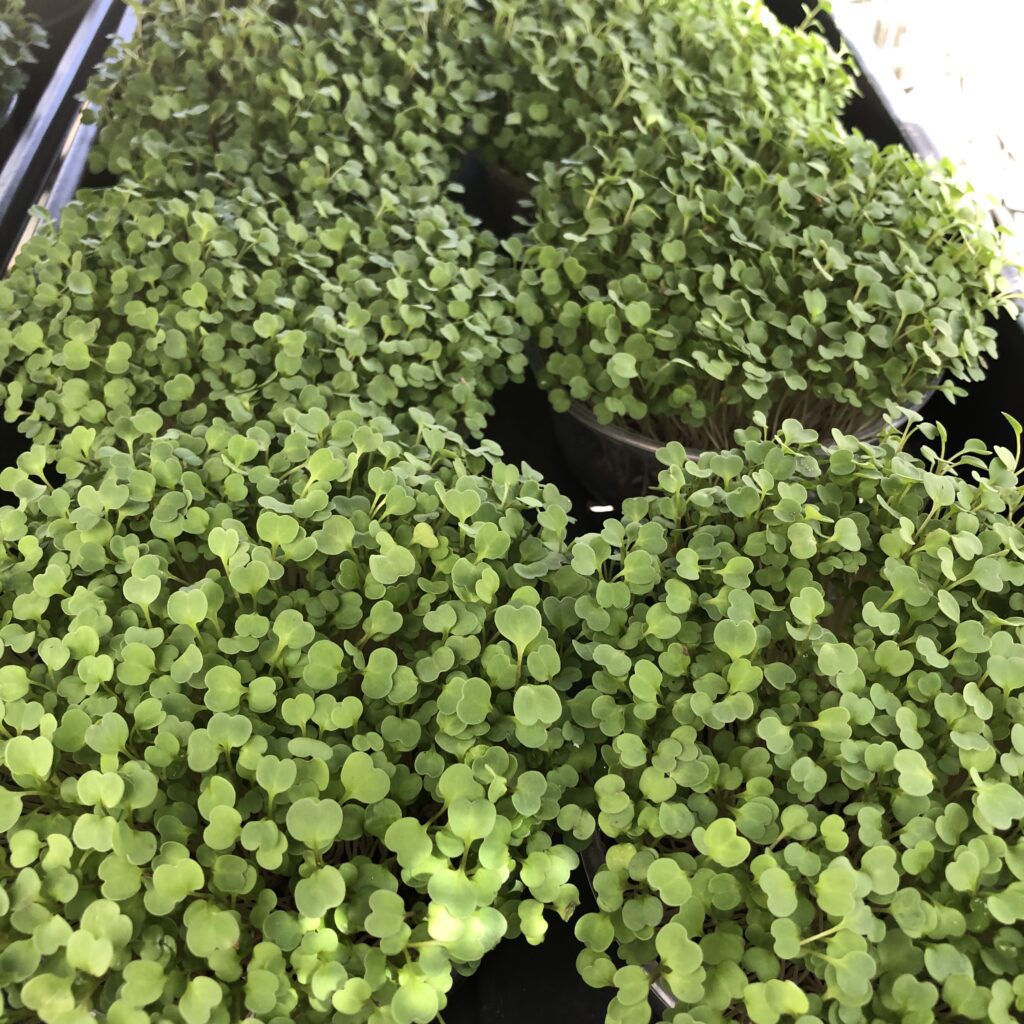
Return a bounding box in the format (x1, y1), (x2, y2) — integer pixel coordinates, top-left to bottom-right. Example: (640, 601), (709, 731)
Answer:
(84, 0), (491, 195)
(468, 0), (855, 178)
(0, 408), (589, 1023)
(0, 182), (525, 444)
(78, 0), (1016, 456)
(0, 0), (45, 113)
(88, 0), (852, 192)
(518, 123), (1018, 449)
(567, 420), (1024, 1021)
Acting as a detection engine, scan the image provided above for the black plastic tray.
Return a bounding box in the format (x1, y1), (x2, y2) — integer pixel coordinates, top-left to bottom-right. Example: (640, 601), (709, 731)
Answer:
(0, 0), (127, 270)
(0, 0), (95, 168)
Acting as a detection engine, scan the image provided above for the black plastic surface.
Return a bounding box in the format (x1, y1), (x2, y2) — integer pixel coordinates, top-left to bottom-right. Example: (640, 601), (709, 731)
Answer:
(443, 869), (613, 1024)
(0, 0), (123, 269)
(0, 1), (92, 168)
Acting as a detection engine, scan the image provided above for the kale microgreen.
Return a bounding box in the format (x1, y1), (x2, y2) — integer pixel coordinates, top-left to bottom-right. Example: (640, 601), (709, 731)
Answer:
(3, 2), (1022, 1019)
(0, 182), (525, 445)
(86, 0), (853, 195)
(0, 408), (586, 1022)
(568, 418), (1024, 1022)
(519, 123), (1019, 450)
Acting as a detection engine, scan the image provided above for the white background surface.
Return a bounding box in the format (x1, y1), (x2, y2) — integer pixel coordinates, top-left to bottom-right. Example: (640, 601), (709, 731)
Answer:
(834, 0), (1023, 257)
